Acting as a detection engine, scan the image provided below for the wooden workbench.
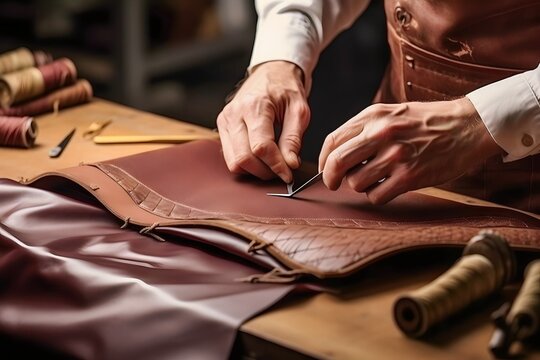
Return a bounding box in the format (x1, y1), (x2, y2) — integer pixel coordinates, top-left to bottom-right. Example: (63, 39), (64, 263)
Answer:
(1, 99), (538, 360)
(0, 99), (216, 179)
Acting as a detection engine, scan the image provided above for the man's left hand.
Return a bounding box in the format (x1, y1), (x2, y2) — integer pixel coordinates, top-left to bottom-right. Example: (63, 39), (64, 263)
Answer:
(318, 97), (504, 204)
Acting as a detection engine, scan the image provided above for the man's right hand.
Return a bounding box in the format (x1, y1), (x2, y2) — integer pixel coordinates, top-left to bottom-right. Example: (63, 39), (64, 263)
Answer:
(216, 61), (310, 184)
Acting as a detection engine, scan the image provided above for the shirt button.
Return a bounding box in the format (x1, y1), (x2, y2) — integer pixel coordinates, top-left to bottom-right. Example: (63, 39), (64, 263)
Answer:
(522, 134), (534, 147)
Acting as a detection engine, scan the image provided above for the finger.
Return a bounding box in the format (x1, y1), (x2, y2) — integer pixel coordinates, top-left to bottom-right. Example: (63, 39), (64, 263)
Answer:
(321, 135), (376, 191)
(278, 101), (310, 169)
(345, 160), (388, 194)
(217, 120), (247, 175)
(224, 114), (276, 180)
(245, 110), (293, 183)
(217, 112), (246, 174)
(318, 124), (362, 172)
(365, 171), (408, 205)
(345, 144), (404, 193)
(318, 108), (374, 171)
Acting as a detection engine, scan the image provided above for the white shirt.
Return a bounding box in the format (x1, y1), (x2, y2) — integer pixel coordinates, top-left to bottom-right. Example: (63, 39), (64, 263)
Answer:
(249, 0), (540, 162)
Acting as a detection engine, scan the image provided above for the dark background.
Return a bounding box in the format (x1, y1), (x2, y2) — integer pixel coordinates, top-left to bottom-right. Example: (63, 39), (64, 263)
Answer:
(0, 0), (389, 163)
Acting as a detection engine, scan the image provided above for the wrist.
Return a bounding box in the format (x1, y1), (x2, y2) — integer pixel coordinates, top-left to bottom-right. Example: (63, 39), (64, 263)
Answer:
(225, 61), (305, 105)
(458, 97), (505, 158)
(251, 60), (305, 85)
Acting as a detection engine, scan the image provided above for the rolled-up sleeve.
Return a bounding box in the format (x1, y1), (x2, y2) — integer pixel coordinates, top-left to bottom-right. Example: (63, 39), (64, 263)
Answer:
(467, 64), (540, 162)
(250, 0), (371, 93)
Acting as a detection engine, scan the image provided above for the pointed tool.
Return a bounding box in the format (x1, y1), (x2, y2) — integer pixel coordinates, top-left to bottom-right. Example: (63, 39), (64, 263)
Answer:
(267, 171), (323, 198)
(49, 127), (76, 158)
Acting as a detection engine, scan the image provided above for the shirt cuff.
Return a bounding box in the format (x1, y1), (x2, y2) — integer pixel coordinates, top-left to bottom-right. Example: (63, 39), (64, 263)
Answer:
(466, 65), (540, 162)
(248, 11), (319, 93)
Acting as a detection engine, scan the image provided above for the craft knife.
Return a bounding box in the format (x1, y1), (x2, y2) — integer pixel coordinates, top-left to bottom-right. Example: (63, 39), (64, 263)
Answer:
(267, 171), (323, 198)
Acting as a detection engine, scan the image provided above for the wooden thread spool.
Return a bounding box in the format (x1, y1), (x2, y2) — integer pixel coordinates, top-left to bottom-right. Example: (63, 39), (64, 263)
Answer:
(0, 79), (93, 117)
(0, 48), (52, 75)
(0, 58), (77, 109)
(0, 116), (37, 148)
(393, 230), (516, 337)
(507, 260), (540, 340)
(0, 67), (45, 108)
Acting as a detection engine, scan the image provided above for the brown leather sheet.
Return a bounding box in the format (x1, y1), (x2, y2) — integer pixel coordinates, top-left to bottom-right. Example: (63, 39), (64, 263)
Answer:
(27, 140), (540, 280)
(0, 179), (293, 359)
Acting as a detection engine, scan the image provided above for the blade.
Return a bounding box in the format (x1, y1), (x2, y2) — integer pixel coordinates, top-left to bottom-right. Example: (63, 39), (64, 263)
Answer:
(267, 172), (323, 198)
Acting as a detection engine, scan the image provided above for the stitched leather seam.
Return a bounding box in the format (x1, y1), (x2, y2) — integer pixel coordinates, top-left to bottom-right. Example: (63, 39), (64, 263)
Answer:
(408, 63), (482, 83)
(92, 163), (530, 228)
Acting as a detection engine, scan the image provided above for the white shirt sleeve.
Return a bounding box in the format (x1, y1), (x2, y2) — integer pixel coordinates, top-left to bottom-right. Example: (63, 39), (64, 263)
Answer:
(249, 0), (371, 93)
(467, 64), (540, 162)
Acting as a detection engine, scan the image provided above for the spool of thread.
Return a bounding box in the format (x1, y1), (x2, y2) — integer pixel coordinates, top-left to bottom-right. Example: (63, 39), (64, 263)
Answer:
(506, 260), (540, 340)
(0, 116), (38, 148)
(0, 47), (52, 75)
(393, 230), (516, 337)
(0, 58), (77, 109)
(0, 79), (93, 117)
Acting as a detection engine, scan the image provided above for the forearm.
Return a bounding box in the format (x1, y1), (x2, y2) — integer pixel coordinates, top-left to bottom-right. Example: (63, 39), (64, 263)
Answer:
(466, 64), (540, 162)
(250, 0), (371, 93)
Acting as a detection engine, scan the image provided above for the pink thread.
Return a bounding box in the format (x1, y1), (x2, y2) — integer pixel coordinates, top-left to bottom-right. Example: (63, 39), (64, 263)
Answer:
(39, 58), (77, 92)
(0, 116), (37, 148)
(0, 79), (92, 117)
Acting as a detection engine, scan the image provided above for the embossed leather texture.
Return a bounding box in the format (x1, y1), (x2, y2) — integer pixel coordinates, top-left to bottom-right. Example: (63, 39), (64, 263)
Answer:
(28, 140), (540, 280)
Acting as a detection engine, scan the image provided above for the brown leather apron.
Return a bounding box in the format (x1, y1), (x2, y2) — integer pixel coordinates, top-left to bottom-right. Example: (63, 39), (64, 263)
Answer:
(374, 0), (540, 213)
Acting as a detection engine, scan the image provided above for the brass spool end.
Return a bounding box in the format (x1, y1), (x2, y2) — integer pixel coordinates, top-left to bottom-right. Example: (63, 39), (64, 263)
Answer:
(462, 230), (516, 289)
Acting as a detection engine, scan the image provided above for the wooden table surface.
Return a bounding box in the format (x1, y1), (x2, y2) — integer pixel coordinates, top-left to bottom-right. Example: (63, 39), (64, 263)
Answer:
(1, 99), (538, 360)
(0, 99), (217, 180)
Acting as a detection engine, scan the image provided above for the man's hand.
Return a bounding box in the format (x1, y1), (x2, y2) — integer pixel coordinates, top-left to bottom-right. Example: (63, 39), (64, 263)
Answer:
(318, 97), (504, 204)
(216, 61), (310, 184)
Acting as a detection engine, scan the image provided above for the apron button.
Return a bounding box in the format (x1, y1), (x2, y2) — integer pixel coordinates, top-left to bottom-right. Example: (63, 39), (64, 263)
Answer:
(522, 134), (534, 147)
(405, 55), (415, 69)
(395, 7), (412, 27)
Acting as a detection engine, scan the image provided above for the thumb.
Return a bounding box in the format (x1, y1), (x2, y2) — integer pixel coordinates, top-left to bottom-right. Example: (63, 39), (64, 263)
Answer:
(278, 101), (310, 169)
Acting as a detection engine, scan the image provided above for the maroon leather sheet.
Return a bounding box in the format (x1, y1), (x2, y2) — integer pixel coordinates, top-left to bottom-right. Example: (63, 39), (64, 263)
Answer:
(2, 139), (539, 358)
(28, 140), (540, 279)
(0, 179), (293, 359)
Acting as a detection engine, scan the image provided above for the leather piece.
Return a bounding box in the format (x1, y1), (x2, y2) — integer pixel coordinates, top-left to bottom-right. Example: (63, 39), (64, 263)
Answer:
(0, 178), (293, 359)
(374, 0), (540, 213)
(28, 140), (540, 279)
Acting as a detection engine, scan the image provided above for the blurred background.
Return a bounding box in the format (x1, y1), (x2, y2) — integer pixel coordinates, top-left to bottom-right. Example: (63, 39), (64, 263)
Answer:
(0, 0), (388, 163)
